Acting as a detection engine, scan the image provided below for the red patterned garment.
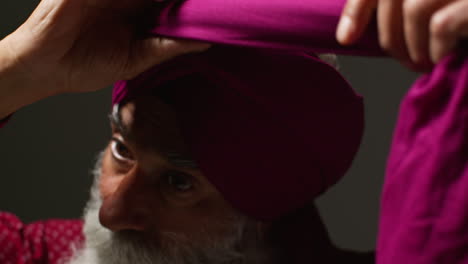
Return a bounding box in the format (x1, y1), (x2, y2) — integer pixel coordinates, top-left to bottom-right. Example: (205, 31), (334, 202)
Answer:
(0, 212), (84, 264)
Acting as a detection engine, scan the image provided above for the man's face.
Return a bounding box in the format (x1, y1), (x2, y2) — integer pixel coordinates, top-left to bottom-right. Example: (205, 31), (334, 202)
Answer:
(100, 96), (240, 240)
(69, 96), (255, 264)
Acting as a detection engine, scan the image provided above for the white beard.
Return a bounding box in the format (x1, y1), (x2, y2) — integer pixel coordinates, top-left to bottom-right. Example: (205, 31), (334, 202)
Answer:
(67, 153), (252, 264)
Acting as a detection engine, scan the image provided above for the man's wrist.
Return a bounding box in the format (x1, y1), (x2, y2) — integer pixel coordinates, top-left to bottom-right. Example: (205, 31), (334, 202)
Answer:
(0, 36), (55, 119)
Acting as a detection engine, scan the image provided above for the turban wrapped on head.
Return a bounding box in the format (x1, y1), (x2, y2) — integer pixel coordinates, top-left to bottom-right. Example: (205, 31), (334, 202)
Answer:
(112, 46), (364, 221)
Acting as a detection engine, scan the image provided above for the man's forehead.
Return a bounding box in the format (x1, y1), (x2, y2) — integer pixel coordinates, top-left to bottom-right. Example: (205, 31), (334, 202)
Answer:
(113, 97), (179, 135)
(110, 97), (197, 168)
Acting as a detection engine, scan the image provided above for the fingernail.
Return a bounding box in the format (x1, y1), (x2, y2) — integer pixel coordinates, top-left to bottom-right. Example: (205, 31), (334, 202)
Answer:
(336, 16), (354, 45)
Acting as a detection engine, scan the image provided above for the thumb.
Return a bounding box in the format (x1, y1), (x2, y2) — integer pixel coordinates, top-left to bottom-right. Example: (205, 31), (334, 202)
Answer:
(149, 37), (211, 64)
(125, 37), (211, 79)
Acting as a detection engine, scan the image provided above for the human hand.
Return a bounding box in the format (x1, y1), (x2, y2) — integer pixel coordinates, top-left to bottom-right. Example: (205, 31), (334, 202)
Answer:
(1, 0), (209, 96)
(336, 0), (468, 71)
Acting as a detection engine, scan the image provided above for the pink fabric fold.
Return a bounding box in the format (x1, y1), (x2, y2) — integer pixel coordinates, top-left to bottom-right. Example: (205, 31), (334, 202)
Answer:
(0, 212), (83, 264)
(378, 50), (468, 263)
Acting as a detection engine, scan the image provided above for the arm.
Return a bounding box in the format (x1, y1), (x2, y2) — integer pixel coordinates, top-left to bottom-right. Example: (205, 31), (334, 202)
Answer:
(0, 0), (209, 122)
(0, 40), (55, 120)
(153, 0), (384, 56)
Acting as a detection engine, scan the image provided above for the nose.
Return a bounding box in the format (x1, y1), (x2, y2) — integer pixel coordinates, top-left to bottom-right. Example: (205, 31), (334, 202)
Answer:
(99, 166), (155, 232)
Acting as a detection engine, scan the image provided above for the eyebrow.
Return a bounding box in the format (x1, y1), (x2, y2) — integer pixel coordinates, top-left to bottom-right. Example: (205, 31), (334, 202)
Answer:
(109, 104), (199, 169)
(166, 153), (199, 169)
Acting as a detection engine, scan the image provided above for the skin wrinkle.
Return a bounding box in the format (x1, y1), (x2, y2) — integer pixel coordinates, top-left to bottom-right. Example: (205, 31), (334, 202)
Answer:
(28, 0), (61, 35)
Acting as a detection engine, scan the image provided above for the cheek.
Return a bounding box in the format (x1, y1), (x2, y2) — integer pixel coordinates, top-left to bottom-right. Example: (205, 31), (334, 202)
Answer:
(191, 195), (239, 233)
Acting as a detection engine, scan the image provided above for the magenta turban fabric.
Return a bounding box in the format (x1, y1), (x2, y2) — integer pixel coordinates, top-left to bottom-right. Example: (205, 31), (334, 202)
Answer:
(377, 50), (468, 264)
(152, 0), (382, 56)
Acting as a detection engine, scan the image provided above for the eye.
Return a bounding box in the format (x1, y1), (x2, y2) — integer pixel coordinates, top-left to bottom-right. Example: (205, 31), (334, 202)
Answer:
(164, 170), (194, 192)
(110, 137), (134, 162)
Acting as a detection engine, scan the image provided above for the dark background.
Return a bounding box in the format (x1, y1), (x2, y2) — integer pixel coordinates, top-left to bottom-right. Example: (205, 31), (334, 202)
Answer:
(0, 0), (418, 251)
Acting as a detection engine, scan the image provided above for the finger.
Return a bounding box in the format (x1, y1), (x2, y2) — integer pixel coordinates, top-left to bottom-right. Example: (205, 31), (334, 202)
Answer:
(377, 0), (411, 64)
(430, 0), (468, 63)
(403, 0), (449, 69)
(336, 0), (378, 45)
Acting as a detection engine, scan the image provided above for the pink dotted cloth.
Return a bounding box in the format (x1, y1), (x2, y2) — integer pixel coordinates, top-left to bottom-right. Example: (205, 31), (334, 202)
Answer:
(0, 212), (84, 264)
